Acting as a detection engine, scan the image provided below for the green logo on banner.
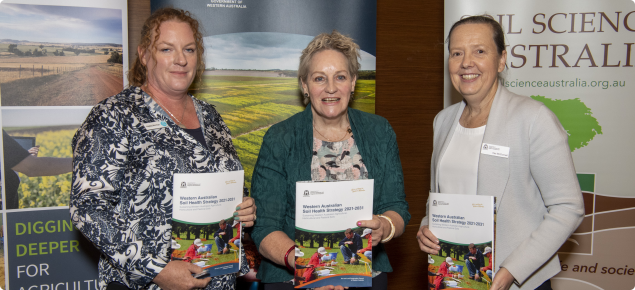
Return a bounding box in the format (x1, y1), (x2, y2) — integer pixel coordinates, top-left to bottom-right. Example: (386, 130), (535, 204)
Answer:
(530, 96), (602, 152)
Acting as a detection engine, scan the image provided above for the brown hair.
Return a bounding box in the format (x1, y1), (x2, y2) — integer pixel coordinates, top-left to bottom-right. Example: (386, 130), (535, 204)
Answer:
(446, 15), (506, 55)
(344, 228), (353, 235)
(219, 219), (227, 227)
(128, 7), (205, 87)
(298, 30), (361, 105)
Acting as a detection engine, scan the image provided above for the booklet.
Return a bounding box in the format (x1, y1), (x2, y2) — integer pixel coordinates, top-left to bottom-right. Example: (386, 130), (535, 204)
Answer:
(294, 180), (374, 289)
(427, 193), (495, 290)
(171, 171), (244, 277)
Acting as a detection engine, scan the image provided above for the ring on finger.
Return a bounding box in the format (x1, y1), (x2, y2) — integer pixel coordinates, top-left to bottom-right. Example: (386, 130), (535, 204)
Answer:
(253, 213), (257, 221)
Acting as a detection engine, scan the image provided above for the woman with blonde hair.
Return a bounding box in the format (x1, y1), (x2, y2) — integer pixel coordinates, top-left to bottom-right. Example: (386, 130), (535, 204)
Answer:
(251, 30), (410, 290)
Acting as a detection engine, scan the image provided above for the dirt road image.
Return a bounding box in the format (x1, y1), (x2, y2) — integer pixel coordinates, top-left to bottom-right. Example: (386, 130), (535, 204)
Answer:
(1, 63), (123, 106)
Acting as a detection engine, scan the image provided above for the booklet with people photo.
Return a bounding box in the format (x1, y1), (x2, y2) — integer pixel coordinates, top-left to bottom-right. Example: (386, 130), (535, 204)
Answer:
(294, 180), (374, 288)
(171, 171), (244, 277)
(427, 193), (496, 290)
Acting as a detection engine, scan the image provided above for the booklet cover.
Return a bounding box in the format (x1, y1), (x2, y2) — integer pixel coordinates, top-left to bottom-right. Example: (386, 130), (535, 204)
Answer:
(294, 180), (374, 288)
(171, 171), (244, 277)
(428, 193), (495, 290)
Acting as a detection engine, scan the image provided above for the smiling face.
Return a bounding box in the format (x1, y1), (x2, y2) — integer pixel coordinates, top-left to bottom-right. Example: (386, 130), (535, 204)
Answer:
(141, 20), (197, 96)
(302, 49), (356, 122)
(448, 23), (507, 104)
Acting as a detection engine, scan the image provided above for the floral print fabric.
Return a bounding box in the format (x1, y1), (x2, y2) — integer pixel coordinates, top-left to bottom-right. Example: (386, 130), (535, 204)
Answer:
(70, 87), (248, 290)
(311, 136), (368, 182)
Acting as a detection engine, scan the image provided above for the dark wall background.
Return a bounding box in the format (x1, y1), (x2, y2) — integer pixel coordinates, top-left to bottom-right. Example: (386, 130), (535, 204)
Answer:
(128, 0), (444, 288)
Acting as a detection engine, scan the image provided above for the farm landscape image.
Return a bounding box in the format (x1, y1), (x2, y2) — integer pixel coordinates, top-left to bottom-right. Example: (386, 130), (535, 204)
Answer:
(193, 71), (375, 191)
(0, 3), (124, 106)
(0, 27), (375, 208)
(198, 32), (376, 191)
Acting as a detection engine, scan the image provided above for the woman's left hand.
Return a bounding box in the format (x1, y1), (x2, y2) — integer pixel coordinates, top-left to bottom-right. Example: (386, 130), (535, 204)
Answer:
(357, 215), (386, 246)
(234, 197), (257, 227)
(490, 267), (515, 290)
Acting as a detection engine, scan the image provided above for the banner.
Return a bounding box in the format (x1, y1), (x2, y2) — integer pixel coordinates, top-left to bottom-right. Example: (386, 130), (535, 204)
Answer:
(151, 0), (377, 283)
(150, 0), (377, 193)
(0, 0), (128, 288)
(444, 1), (634, 289)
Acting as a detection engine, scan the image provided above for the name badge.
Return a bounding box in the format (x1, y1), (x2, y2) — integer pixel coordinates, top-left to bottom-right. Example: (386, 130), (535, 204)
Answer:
(143, 121), (168, 130)
(481, 143), (510, 158)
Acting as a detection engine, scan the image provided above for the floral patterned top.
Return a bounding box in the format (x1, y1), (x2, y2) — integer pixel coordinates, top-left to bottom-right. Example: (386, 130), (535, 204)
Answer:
(311, 136), (368, 181)
(70, 87), (248, 290)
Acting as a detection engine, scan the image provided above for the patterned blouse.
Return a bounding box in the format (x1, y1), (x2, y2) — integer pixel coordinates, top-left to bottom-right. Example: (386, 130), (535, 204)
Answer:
(70, 87), (248, 290)
(311, 136), (368, 181)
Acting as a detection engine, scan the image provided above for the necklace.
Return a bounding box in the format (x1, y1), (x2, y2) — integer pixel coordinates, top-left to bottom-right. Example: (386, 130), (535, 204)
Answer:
(313, 124), (352, 142)
(145, 86), (188, 129)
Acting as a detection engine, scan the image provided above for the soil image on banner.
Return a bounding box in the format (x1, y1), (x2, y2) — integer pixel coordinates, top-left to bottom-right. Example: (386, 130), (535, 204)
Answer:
(0, 3), (124, 106)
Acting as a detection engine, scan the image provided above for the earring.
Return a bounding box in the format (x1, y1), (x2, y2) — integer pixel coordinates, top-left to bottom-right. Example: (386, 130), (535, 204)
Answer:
(350, 91), (354, 96)
(304, 93), (309, 98)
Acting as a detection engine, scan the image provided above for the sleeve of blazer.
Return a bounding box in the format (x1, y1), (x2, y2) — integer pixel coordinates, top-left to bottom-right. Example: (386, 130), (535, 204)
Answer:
(250, 128), (290, 250)
(421, 112), (441, 228)
(500, 105), (584, 284)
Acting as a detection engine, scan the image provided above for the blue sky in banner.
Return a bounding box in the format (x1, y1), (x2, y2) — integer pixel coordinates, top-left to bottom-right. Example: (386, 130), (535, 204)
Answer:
(205, 32), (376, 70)
(0, 3), (122, 44)
(151, 0), (376, 56)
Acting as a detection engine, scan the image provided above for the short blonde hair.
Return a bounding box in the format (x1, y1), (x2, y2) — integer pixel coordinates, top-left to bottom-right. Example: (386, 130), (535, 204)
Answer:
(128, 8), (205, 87)
(298, 30), (361, 104)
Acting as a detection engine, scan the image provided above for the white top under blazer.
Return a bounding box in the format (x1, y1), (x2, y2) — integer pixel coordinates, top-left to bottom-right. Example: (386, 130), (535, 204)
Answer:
(438, 124), (485, 196)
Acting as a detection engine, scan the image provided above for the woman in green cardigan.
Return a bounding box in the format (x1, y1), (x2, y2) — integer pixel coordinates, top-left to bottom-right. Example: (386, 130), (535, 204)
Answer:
(251, 31), (411, 290)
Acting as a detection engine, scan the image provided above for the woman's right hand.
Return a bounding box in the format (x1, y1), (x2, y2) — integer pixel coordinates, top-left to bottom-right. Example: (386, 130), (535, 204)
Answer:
(152, 261), (210, 290)
(416, 225), (440, 254)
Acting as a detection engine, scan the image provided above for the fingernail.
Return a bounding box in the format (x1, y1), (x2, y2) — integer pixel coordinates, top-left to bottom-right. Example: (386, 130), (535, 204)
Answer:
(357, 222), (362, 226)
(233, 212), (238, 216)
(234, 217), (239, 220)
(236, 206), (241, 210)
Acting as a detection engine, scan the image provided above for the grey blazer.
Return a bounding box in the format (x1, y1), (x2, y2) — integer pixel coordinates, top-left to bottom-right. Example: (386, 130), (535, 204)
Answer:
(421, 84), (584, 289)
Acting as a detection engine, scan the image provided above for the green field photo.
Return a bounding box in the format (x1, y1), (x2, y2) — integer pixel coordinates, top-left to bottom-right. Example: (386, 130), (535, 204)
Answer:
(192, 72), (376, 192)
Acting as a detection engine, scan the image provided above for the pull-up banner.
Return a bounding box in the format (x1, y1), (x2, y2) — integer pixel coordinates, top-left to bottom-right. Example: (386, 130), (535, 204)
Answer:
(0, 0), (128, 289)
(445, 1), (634, 289)
(151, 0), (377, 283)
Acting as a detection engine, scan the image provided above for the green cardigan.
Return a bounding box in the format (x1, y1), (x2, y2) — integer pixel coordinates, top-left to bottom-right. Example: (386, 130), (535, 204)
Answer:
(251, 105), (411, 283)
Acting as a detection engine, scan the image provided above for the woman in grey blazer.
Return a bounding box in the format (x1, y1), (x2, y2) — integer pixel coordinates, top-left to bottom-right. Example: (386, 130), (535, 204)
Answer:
(416, 16), (584, 290)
